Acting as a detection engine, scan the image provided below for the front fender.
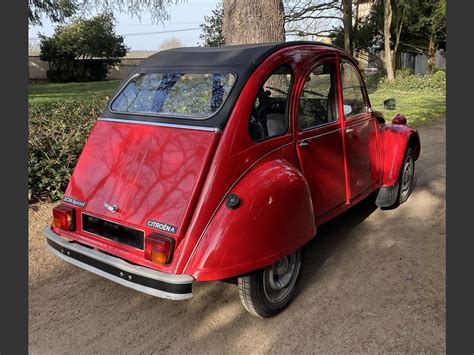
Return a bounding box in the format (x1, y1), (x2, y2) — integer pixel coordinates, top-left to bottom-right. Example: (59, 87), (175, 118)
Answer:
(379, 124), (421, 187)
(184, 159), (316, 281)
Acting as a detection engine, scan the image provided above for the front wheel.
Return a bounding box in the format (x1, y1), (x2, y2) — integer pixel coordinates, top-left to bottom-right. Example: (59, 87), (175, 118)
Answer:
(238, 248), (303, 317)
(398, 146), (415, 205)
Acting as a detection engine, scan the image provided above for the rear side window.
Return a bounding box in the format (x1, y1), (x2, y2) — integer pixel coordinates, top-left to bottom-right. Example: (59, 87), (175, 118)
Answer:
(340, 62), (368, 118)
(248, 65), (293, 141)
(298, 62), (339, 129)
(110, 73), (236, 119)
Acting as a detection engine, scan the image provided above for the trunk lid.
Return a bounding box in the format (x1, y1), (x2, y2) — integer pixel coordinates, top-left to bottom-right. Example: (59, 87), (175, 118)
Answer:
(65, 119), (218, 238)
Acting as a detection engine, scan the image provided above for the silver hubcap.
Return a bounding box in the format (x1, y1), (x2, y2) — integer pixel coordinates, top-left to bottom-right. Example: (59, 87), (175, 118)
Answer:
(401, 155), (414, 197)
(263, 251), (301, 304)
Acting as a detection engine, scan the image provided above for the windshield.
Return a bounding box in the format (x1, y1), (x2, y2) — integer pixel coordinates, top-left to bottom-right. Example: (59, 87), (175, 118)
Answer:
(110, 72), (236, 119)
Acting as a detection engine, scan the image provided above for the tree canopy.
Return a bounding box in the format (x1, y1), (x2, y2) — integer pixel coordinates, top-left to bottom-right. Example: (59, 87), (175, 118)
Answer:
(29, 0), (77, 26)
(39, 14), (128, 81)
(199, 1), (224, 47)
(29, 0), (176, 26)
(328, 0), (445, 75)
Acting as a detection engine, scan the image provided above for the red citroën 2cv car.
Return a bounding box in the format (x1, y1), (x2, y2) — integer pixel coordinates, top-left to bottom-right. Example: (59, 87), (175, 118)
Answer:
(45, 42), (420, 317)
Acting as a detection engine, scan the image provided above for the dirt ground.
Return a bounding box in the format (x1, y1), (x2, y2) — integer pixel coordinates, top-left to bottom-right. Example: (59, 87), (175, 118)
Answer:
(29, 119), (446, 354)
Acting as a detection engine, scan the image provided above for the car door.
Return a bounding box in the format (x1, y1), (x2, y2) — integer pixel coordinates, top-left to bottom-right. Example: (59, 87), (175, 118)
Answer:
(295, 59), (347, 219)
(339, 60), (379, 200)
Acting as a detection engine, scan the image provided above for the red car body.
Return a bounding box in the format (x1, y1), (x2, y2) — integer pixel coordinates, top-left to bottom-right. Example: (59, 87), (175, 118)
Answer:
(45, 42), (420, 304)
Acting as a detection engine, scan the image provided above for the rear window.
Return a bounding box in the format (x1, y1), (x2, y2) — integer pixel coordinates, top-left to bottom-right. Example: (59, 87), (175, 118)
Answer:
(110, 73), (236, 119)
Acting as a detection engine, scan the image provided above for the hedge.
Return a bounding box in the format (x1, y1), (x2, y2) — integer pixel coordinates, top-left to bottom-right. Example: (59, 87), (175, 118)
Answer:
(365, 70), (446, 93)
(379, 70), (446, 91)
(28, 97), (106, 201)
(46, 60), (111, 82)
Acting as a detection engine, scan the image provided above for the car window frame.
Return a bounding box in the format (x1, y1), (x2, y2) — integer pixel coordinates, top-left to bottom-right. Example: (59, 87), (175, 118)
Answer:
(248, 63), (295, 142)
(296, 57), (341, 132)
(109, 71), (238, 121)
(338, 59), (371, 121)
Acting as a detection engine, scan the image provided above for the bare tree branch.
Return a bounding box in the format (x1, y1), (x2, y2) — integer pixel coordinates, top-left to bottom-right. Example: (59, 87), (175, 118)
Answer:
(286, 15), (342, 21)
(284, 0), (343, 39)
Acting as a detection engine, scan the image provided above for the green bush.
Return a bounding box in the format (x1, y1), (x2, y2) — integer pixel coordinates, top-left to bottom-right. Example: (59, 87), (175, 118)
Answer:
(379, 71), (446, 91)
(432, 70), (446, 86)
(363, 72), (385, 93)
(395, 68), (414, 78)
(28, 97), (106, 201)
(39, 14), (127, 82)
(46, 60), (110, 82)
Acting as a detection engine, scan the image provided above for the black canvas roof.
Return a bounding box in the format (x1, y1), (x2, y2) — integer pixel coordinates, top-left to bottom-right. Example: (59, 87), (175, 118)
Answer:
(140, 43), (281, 70)
(136, 41), (346, 74)
(102, 41), (348, 129)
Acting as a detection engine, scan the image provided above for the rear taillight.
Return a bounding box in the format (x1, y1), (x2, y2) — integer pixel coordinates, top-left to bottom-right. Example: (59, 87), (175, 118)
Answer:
(144, 233), (175, 265)
(52, 205), (75, 231)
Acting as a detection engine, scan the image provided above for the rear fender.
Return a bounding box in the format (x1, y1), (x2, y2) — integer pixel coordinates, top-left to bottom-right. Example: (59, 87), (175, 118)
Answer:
(184, 159), (316, 281)
(379, 124), (421, 187)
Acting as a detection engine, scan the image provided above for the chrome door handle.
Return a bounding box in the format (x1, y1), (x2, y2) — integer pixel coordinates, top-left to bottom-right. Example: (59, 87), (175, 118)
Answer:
(345, 127), (354, 134)
(299, 141), (309, 148)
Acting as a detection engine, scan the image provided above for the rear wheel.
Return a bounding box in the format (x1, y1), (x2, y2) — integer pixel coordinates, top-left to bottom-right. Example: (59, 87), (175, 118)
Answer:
(238, 248), (303, 317)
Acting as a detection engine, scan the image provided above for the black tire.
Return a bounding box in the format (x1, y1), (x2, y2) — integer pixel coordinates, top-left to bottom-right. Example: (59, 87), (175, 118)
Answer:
(238, 248), (303, 317)
(398, 146), (415, 205)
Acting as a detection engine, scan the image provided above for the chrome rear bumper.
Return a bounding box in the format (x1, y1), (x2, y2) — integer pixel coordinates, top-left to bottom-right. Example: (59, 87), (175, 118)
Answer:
(43, 227), (193, 300)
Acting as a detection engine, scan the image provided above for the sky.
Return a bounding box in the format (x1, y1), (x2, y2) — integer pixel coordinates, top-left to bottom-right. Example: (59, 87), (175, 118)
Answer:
(28, 0), (220, 51)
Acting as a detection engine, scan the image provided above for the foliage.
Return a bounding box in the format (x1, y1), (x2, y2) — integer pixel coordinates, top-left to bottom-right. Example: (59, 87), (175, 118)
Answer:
(338, 0), (446, 59)
(378, 72), (446, 91)
(404, 0), (446, 51)
(395, 67), (414, 78)
(199, 1), (224, 47)
(330, 0), (385, 54)
(28, 98), (106, 201)
(328, 25), (343, 48)
(29, 0), (77, 26)
(39, 14), (128, 82)
(363, 72), (385, 93)
(29, 0), (174, 25)
(432, 69), (446, 84)
(29, 80), (119, 201)
(330, 19), (382, 58)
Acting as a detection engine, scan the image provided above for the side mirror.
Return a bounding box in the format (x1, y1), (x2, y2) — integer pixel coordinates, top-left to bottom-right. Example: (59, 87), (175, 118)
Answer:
(343, 104), (352, 116)
(373, 110), (386, 124)
(383, 98), (396, 110)
(392, 114), (407, 125)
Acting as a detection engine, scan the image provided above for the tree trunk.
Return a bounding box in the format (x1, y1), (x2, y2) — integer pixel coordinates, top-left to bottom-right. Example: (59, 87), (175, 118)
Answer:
(342, 0), (352, 53)
(393, 14), (404, 71)
(394, 46), (401, 71)
(353, 0), (359, 57)
(384, 0), (394, 80)
(427, 33), (436, 75)
(223, 0), (285, 45)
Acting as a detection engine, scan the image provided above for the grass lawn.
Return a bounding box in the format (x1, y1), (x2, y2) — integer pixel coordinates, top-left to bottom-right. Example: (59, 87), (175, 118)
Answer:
(29, 80), (121, 104)
(368, 88), (446, 126)
(29, 80), (446, 126)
